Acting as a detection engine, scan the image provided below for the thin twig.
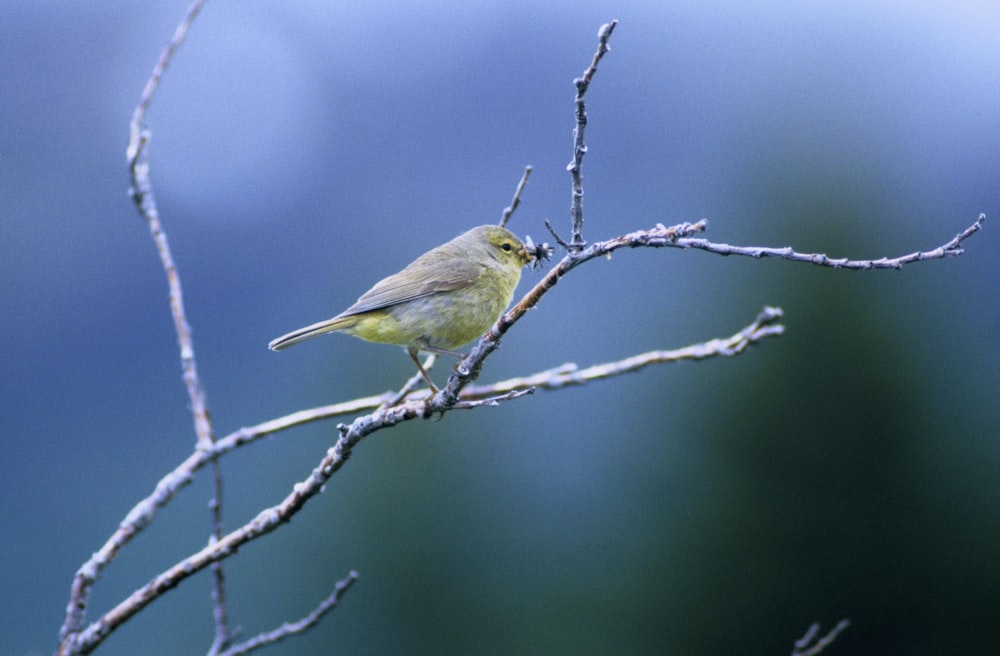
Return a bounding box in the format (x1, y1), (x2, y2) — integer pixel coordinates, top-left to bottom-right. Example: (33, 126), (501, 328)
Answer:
(437, 213), (980, 405)
(125, 1), (233, 652)
(217, 572), (359, 656)
(126, 0), (207, 163)
(127, 126), (215, 454)
(124, 3), (233, 651)
(206, 490), (231, 654)
(57, 389), (396, 623)
(125, 0), (213, 451)
(56, 209), (981, 655)
(59, 2), (229, 656)
(65, 394), (443, 655)
(48, 298), (782, 653)
(674, 213), (985, 269)
(60, 3), (213, 655)
(567, 20), (617, 249)
(544, 217), (570, 250)
(54, 300), (783, 656)
(62, 12), (984, 654)
(462, 306), (783, 396)
(450, 388), (536, 409)
(499, 165), (533, 228)
(792, 619), (850, 656)
(380, 354), (437, 408)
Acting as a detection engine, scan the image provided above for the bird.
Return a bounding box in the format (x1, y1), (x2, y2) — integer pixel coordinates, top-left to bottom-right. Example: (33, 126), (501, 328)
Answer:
(269, 224), (533, 391)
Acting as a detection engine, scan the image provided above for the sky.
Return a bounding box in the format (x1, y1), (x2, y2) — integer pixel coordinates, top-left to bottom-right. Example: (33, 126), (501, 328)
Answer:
(2, 2), (999, 655)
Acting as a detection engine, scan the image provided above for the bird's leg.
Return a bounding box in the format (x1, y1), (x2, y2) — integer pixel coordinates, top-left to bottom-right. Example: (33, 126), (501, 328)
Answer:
(410, 344), (473, 393)
(420, 346), (466, 358)
(407, 347), (440, 393)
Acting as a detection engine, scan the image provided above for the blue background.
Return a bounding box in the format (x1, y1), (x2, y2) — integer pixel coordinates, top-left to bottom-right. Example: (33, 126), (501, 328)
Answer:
(2, 2), (998, 655)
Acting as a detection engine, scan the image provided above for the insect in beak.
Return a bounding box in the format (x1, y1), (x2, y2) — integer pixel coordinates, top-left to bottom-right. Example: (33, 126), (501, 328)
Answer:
(524, 234), (554, 270)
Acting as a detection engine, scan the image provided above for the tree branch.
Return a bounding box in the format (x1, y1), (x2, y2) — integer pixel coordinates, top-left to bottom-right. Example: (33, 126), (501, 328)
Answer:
(462, 306), (784, 396)
(792, 619), (851, 656)
(567, 20), (618, 249)
(125, 0), (206, 164)
(217, 571), (359, 656)
(60, 2), (226, 655)
(124, 2), (236, 651)
(674, 214), (984, 269)
(499, 165), (533, 228)
(52, 300), (783, 656)
(57, 10), (985, 655)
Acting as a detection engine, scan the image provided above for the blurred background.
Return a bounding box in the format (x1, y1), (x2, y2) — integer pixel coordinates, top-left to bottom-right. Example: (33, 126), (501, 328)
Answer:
(2, 2), (998, 655)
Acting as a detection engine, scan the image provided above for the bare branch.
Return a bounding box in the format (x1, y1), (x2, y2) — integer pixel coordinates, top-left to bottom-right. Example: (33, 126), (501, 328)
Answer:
(61, 11), (984, 655)
(206, 513), (231, 655)
(543, 217), (571, 250)
(792, 619), (850, 656)
(499, 165), (533, 228)
(217, 571), (359, 656)
(56, 204), (979, 654)
(438, 221), (706, 402)
(60, 2), (228, 655)
(450, 388), (536, 409)
(675, 213), (985, 269)
(126, 0), (206, 163)
(567, 20), (618, 249)
(70, 286), (768, 654)
(126, 119), (215, 454)
(65, 393), (451, 654)
(462, 306), (784, 396)
(61, 5), (212, 654)
(126, 0), (214, 451)
(60, 305), (780, 626)
(438, 213), (981, 405)
(122, 3), (235, 652)
(55, 389), (397, 608)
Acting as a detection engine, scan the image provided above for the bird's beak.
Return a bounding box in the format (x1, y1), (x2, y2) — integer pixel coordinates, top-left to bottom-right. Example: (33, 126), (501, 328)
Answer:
(519, 245), (532, 265)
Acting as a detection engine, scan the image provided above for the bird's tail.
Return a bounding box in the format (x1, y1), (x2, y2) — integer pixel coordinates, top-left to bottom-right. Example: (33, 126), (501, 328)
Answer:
(268, 315), (353, 351)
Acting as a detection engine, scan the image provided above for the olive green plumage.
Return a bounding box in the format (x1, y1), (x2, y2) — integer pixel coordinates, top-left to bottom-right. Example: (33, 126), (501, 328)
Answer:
(269, 225), (531, 387)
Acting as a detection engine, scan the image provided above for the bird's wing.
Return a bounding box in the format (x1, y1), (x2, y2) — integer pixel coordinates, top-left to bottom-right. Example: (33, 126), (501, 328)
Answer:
(337, 257), (479, 317)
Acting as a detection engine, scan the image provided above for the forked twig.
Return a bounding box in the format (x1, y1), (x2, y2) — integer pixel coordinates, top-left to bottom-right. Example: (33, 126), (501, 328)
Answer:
(61, 1), (218, 654)
(217, 571), (359, 656)
(57, 11), (984, 656)
(500, 165), (533, 228)
(462, 306), (783, 397)
(675, 215), (984, 269)
(567, 20), (618, 249)
(792, 619), (851, 656)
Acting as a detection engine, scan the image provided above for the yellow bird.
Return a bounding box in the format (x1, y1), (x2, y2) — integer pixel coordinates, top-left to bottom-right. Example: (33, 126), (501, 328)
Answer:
(269, 225), (533, 390)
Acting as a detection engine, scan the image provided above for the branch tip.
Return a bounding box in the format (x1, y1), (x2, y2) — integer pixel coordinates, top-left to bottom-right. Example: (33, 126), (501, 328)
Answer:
(68, 10), (979, 655)
(217, 570), (359, 656)
(792, 619), (850, 656)
(568, 19), (618, 250)
(544, 218), (571, 250)
(500, 165), (533, 228)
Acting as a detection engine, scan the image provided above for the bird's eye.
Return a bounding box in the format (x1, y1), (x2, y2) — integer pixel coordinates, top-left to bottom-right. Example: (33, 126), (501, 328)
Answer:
(500, 242), (513, 252)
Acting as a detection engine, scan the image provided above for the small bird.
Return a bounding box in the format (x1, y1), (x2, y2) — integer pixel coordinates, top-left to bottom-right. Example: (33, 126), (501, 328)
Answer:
(269, 224), (533, 390)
